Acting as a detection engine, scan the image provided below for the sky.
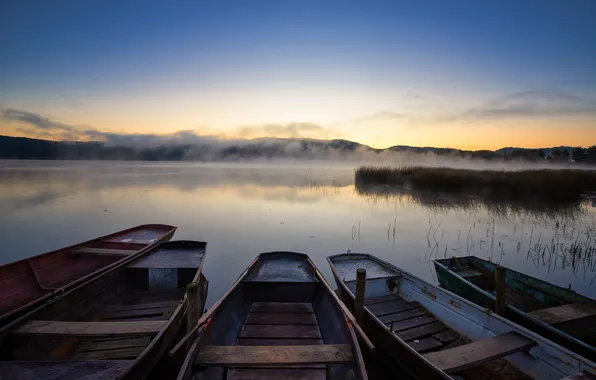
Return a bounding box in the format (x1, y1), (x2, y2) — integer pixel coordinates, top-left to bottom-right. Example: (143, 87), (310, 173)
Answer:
(1, 0), (595, 150)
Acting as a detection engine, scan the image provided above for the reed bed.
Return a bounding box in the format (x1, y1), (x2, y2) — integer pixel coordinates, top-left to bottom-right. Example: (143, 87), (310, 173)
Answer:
(355, 166), (596, 203)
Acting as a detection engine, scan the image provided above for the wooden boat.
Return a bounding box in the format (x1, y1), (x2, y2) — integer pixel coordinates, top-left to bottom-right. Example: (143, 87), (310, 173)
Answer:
(175, 251), (368, 380)
(433, 256), (596, 362)
(0, 240), (208, 380)
(328, 253), (596, 380)
(0, 224), (177, 325)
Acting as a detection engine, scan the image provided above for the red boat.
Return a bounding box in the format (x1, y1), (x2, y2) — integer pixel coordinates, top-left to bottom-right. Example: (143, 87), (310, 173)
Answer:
(0, 224), (177, 325)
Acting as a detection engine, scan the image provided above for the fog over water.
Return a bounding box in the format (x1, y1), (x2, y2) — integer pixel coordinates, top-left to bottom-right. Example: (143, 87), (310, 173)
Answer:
(1, 160), (595, 306)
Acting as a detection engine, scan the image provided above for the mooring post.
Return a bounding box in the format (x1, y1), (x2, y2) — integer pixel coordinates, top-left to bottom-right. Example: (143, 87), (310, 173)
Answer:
(495, 265), (506, 316)
(186, 282), (200, 332)
(354, 268), (367, 325)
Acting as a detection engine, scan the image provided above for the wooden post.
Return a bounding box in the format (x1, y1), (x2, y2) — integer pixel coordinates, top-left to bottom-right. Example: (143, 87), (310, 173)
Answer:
(494, 265), (506, 316)
(186, 282), (200, 333)
(354, 268), (366, 325)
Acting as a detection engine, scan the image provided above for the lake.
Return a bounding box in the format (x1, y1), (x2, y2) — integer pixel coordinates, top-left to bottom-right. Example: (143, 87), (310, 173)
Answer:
(1, 160), (595, 306)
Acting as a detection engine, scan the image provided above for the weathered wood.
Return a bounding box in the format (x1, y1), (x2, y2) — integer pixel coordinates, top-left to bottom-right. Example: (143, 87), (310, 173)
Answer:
(529, 302), (596, 325)
(73, 248), (138, 256)
(227, 368), (326, 380)
(0, 360), (131, 380)
(494, 265), (506, 316)
(354, 268), (366, 325)
(378, 306), (426, 325)
(186, 282), (200, 331)
(236, 338), (324, 346)
(423, 332), (536, 373)
(73, 346), (144, 360)
(408, 337), (444, 353)
(396, 321), (448, 342)
(364, 293), (402, 305)
(367, 299), (416, 317)
(250, 302), (313, 314)
(102, 306), (173, 320)
(245, 313), (317, 325)
(560, 368), (596, 380)
(390, 315), (436, 332)
(77, 337), (152, 352)
(432, 329), (460, 344)
(104, 300), (181, 312)
(13, 320), (165, 337)
(194, 344), (352, 366)
(239, 325), (322, 339)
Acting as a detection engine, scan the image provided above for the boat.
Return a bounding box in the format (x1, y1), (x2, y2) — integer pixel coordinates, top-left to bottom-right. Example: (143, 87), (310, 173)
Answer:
(0, 224), (177, 325)
(175, 251), (368, 380)
(328, 253), (596, 380)
(433, 256), (596, 362)
(0, 240), (208, 380)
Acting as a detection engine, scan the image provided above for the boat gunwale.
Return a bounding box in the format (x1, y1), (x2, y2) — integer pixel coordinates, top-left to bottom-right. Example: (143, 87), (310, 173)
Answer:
(432, 256), (596, 360)
(328, 253), (596, 375)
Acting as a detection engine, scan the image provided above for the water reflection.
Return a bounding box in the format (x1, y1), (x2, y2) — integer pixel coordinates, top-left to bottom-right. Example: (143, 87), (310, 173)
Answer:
(0, 160), (594, 304)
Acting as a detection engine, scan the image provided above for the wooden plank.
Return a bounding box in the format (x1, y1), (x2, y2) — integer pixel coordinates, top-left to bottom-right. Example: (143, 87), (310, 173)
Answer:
(0, 360), (131, 380)
(396, 321), (448, 342)
(195, 345), (352, 366)
(227, 368), (326, 380)
(423, 332), (536, 373)
(408, 337), (444, 353)
(13, 320), (165, 337)
(529, 302), (596, 325)
(72, 248), (138, 256)
(250, 302), (313, 314)
(237, 339), (324, 346)
(245, 313), (317, 325)
(432, 329), (460, 344)
(561, 368), (596, 380)
(377, 307), (430, 325)
(104, 300), (181, 312)
(390, 315), (437, 332)
(77, 337), (152, 352)
(364, 293), (403, 305)
(239, 325), (322, 339)
(73, 346), (144, 360)
(102, 306), (173, 320)
(367, 299), (418, 317)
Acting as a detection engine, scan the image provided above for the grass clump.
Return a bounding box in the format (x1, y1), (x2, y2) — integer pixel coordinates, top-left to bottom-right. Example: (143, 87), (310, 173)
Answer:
(355, 166), (596, 203)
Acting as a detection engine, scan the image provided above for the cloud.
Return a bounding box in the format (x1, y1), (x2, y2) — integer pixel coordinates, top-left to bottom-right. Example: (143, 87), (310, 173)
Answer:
(460, 91), (596, 120)
(236, 122), (336, 139)
(3, 109), (77, 132)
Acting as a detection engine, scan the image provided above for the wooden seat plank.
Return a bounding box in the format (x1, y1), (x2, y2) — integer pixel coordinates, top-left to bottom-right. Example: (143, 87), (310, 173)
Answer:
(250, 302), (313, 314)
(77, 337), (151, 352)
(72, 248), (137, 256)
(195, 344), (352, 366)
(367, 299), (416, 317)
(245, 313), (317, 325)
(529, 303), (596, 325)
(396, 321), (448, 342)
(73, 346), (144, 360)
(378, 307), (427, 325)
(0, 360), (131, 380)
(13, 320), (165, 337)
(237, 339), (324, 346)
(239, 325), (322, 339)
(423, 332), (536, 373)
(227, 368), (326, 380)
(104, 300), (181, 312)
(102, 306), (173, 320)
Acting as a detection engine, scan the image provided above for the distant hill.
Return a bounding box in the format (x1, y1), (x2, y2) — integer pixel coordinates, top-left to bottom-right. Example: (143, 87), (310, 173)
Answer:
(0, 135), (592, 163)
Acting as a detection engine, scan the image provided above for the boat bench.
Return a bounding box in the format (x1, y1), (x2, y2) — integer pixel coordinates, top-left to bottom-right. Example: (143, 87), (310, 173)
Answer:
(423, 332), (536, 373)
(529, 302), (596, 326)
(12, 320), (165, 337)
(194, 344), (352, 367)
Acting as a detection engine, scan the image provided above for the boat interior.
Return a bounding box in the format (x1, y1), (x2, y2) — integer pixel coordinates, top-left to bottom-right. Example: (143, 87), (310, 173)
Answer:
(0, 224), (175, 321)
(330, 254), (539, 380)
(0, 240), (206, 379)
(188, 252), (364, 380)
(436, 256), (596, 345)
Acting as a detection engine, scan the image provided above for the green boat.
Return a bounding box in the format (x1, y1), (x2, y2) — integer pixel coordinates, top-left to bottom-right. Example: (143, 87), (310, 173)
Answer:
(433, 256), (596, 362)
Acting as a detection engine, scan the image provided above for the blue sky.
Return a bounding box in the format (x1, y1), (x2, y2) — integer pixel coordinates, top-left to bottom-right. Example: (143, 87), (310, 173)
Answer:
(1, 0), (595, 149)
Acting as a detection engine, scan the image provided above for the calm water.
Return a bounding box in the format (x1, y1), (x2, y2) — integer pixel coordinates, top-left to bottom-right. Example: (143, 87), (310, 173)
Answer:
(1, 160), (595, 306)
